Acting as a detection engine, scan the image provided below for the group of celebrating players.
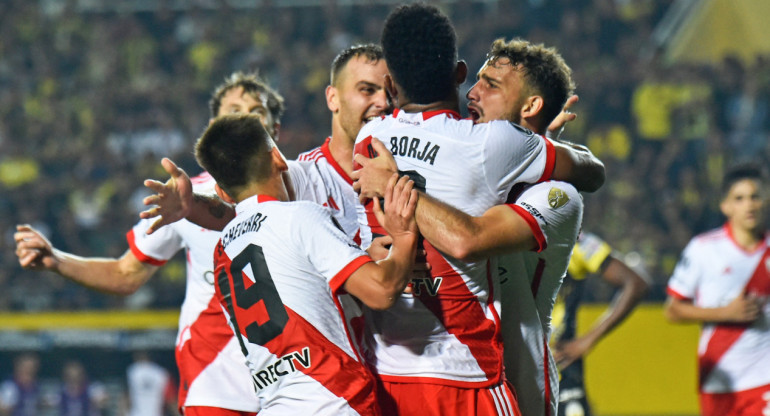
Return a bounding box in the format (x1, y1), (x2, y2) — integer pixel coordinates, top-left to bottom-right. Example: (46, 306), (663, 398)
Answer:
(14, 3), (770, 416)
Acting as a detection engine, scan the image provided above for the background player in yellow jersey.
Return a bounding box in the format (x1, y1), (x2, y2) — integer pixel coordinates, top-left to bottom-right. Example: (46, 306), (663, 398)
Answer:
(551, 232), (649, 416)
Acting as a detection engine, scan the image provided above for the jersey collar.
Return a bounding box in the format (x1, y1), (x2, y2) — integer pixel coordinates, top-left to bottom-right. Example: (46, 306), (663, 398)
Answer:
(391, 108), (462, 121)
(320, 137), (353, 185)
(723, 222), (768, 254)
(236, 194), (279, 216)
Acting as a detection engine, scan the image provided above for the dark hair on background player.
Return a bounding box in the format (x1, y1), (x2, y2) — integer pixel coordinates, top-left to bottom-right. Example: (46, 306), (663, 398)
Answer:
(209, 71), (285, 121)
(195, 114), (275, 197)
(721, 161), (767, 196)
(330, 44), (384, 86)
(381, 3), (457, 104)
(487, 38), (575, 129)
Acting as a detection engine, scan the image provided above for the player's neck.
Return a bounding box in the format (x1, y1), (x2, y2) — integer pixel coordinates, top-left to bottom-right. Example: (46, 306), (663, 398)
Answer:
(235, 178), (290, 204)
(399, 99), (460, 115)
(328, 131), (354, 177)
(729, 222), (764, 251)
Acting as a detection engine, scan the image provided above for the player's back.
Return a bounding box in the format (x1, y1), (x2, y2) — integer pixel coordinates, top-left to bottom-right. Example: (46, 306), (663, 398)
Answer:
(213, 196), (379, 415)
(353, 109), (553, 387)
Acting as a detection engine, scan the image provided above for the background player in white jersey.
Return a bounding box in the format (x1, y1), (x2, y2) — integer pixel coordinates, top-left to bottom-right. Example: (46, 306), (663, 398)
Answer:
(194, 113), (419, 415)
(349, 5), (603, 415)
(14, 71), (284, 416)
(665, 162), (770, 416)
(353, 34), (595, 416)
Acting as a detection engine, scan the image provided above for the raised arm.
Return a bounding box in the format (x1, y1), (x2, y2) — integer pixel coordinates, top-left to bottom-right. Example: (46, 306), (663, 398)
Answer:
(554, 255), (649, 370)
(140, 158), (235, 233)
(14, 224), (157, 295)
(550, 140), (605, 193)
(546, 95), (605, 193)
(343, 175), (419, 310)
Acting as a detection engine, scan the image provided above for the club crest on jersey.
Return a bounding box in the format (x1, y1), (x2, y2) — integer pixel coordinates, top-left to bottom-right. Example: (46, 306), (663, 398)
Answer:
(548, 187), (569, 209)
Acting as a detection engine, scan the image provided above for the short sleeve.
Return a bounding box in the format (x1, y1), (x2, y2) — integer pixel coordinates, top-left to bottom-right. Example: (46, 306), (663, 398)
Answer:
(507, 181), (583, 254)
(482, 122), (555, 200)
(126, 219), (184, 265)
(294, 203), (372, 294)
(568, 232), (612, 279)
(667, 240), (701, 300)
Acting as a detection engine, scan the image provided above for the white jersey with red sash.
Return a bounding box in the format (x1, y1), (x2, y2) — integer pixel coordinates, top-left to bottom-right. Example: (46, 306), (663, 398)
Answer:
(353, 109), (555, 387)
(127, 172), (260, 412)
(213, 195), (380, 415)
(667, 225), (770, 393)
(497, 182), (583, 416)
(296, 137), (362, 245)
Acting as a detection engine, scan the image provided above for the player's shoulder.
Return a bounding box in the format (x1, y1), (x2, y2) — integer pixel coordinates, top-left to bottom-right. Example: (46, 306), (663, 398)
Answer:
(518, 180), (581, 210)
(691, 226), (727, 245)
(297, 147), (323, 162)
(474, 119), (537, 138)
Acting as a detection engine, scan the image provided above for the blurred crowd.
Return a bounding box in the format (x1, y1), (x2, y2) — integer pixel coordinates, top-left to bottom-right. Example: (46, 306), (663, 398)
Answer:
(1, 0), (769, 310)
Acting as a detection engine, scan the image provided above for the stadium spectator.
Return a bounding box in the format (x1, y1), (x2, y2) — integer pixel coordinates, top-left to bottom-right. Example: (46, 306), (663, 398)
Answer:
(0, 353), (43, 416)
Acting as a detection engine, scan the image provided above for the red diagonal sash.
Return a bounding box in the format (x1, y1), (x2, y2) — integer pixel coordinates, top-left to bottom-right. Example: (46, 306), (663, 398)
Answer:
(698, 246), (770, 388)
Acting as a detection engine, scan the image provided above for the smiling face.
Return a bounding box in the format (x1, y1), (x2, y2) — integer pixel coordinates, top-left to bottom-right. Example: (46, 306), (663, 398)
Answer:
(466, 57), (530, 126)
(721, 178), (766, 234)
(327, 55), (389, 143)
(217, 86), (279, 138)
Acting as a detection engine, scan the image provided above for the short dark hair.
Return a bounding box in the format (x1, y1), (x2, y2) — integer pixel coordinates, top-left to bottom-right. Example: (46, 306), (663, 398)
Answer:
(195, 114), (275, 197)
(381, 3), (457, 104)
(722, 162), (766, 196)
(209, 71), (285, 121)
(487, 38), (575, 127)
(330, 44), (384, 86)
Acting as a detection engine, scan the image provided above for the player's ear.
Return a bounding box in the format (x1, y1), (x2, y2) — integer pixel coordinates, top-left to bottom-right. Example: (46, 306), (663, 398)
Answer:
(384, 74), (398, 107)
(326, 85), (339, 113)
(271, 147), (288, 172)
(454, 60), (468, 86)
(271, 122), (281, 142)
(215, 184), (236, 204)
(522, 95), (544, 121)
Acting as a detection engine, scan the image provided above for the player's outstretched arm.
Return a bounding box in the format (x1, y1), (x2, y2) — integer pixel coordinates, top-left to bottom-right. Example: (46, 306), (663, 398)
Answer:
(344, 174), (419, 310)
(141, 158), (235, 234)
(550, 140), (605, 193)
(664, 291), (762, 324)
(544, 94), (605, 193)
(14, 224), (157, 295)
(554, 256), (649, 370)
(546, 95), (579, 141)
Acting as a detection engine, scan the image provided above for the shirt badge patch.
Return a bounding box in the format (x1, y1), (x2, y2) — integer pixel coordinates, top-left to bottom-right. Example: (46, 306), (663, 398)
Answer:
(548, 187), (569, 209)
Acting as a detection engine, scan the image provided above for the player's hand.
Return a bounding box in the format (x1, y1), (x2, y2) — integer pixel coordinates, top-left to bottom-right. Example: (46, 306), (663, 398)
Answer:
(140, 158), (193, 234)
(721, 292), (762, 323)
(367, 235), (393, 261)
(14, 224), (59, 271)
(373, 174), (418, 241)
(547, 95), (578, 140)
(553, 336), (593, 371)
(352, 138), (398, 202)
